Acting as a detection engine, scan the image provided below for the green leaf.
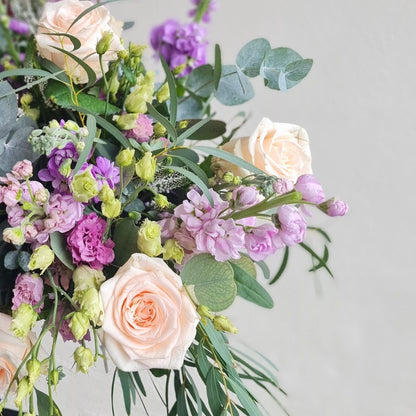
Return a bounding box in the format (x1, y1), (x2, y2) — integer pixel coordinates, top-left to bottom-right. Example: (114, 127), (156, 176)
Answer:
(260, 48), (312, 91)
(196, 343), (211, 380)
(176, 115), (214, 144)
(147, 103), (178, 140)
(168, 148), (199, 164)
(0, 81), (18, 131)
(206, 367), (225, 415)
(73, 114), (96, 175)
(68, 0), (119, 30)
(118, 370), (135, 415)
(186, 64), (215, 98)
(168, 155), (209, 188)
(229, 255), (256, 278)
(194, 146), (265, 175)
(256, 260), (270, 280)
(236, 38), (271, 78)
(213, 44), (222, 91)
(299, 242), (333, 277)
(112, 218), (140, 266)
(308, 226), (331, 242)
(35, 388), (62, 416)
(166, 165), (214, 206)
(4, 250), (19, 270)
(215, 65), (254, 105)
(228, 375), (262, 416)
(37, 31), (81, 50)
(230, 262), (274, 308)
(181, 254), (237, 312)
(93, 113), (131, 148)
(181, 119), (226, 141)
(0, 68), (63, 84)
(160, 55), (178, 126)
(201, 321), (234, 366)
(269, 246), (289, 285)
(17, 251), (31, 272)
(309, 245), (330, 273)
(50, 232), (75, 271)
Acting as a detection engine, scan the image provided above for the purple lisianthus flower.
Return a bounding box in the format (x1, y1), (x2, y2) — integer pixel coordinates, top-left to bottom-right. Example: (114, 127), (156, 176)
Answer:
(275, 205), (307, 246)
(67, 212), (115, 269)
(9, 18), (30, 35)
(12, 273), (44, 312)
(194, 218), (245, 261)
(189, 0), (217, 23)
(244, 223), (283, 262)
(150, 19), (208, 76)
(295, 174), (326, 204)
(91, 156), (120, 190)
(124, 113), (154, 143)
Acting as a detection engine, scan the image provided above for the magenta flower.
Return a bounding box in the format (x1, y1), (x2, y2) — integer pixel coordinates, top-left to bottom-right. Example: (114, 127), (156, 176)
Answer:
(124, 113), (154, 143)
(295, 174), (326, 204)
(244, 223), (283, 261)
(12, 273), (44, 312)
(276, 205), (307, 246)
(67, 213), (115, 269)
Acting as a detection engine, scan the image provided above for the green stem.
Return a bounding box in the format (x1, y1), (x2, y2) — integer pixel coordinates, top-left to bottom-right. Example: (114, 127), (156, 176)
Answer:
(99, 54), (110, 118)
(0, 5), (21, 65)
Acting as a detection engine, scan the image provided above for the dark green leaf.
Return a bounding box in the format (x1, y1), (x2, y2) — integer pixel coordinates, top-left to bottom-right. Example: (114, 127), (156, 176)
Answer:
(68, 0), (119, 30)
(118, 370), (135, 415)
(132, 371), (147, 397)
(201, 321), (234, 366)
(216, 65), (254, 105)
(269, 246), (289, 285)
(186, 64), (215, 98)
(4, 250), (19, 270)
(299, 242), (333, 277)
(147, 103), (178, 140)
(213, 44), (222, 90)
(206, 367), (225, 415)
(168, 148), (199, 164)
(17, 251), (31, 272)
(35, 388), (62, 416)
(228, 375), (262, 416)
(113, 218), (140, 266)
(50, 232), (75, 271)
(176, 115), (213, 144)
(308, 226), (332, 242)
(309, 245), (330, 273)
(160, 55), (178, 126)
(168, 155), (209, 187)
(236, 38), (271, 78)
(0, 81), (18, 134)
(181, 119), (226, 141)
(73, 114), (96, 174)
(37, 31), (81, 51)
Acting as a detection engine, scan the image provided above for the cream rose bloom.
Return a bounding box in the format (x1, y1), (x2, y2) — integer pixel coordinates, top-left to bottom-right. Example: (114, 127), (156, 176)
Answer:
(212, 117), (312, 182)
(99, 254), (199, 371)
(35, 0), (123, 84)
(0, 313), (34, 394)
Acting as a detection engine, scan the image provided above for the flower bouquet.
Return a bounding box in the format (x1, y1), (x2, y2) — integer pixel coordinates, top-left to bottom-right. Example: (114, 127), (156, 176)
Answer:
(0, 0), (347, 415)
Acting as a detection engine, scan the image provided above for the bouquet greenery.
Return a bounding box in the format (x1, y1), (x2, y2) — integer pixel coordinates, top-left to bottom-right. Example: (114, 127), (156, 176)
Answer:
(0, 0), (347, 414)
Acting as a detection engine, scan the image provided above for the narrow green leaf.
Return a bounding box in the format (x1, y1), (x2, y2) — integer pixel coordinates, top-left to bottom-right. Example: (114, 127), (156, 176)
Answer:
(118, 369), (135, 415)
(169, 155), (209, 187)
(181, 119), (226, 141)
(309, 245), (330, 272)
(308, 226), (332, 242)
(37, 31), (81, 50)
(166, 165), (214, 207)
(299, 242), (333, 277)
(185, 370), (204, 416)
(195, 343), (211, 380)
(0, 68), (62, 81)
(231, 262), (274, 308)
(68, 0), (119, 30)
(177, 383), (188, 416)
(269, 246), (289, 285)
(194, 146), (264, 175)
(206, 367), (225, 415)
(256, 260), (270, 280)
(201, 321), (234, 366)
(50, 232), (75, 271)
(147, 103), (178, 140)
(160, 55), (178, 126)
(132, 371), (147, 397)
(228, 376), (262, 416)
(73, 114), (96, 174)
(213, 44), (222, 90)
(113, 218), (140, 266)
(176, 114), (213, 143)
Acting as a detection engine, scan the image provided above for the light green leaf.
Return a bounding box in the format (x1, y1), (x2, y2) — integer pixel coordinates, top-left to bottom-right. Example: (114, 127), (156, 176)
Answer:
(215, 65), (254, 105)
(181, 254), (236, 312)
(168, 155), (209, 188)
(236, 38), (271, 78)
(206, 367), (225, 415)
(230, 255), (257, 278)
(50, 232), (75, 271)
(147, 103), (178, 140)
(73, 114), (96, 174)
(186, 64), (215, 98)
(160, 55), (178, 126)
(228, 375), (262, 416)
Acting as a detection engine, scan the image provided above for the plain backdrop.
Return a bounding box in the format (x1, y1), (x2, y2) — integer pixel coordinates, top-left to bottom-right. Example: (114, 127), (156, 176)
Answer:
(49, 0), (416, 415)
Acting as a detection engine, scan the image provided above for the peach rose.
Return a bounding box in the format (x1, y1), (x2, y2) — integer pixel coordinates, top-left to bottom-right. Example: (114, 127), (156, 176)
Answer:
(212, 117), (312, 182)
(35, 0), (123, 84)
(0, 313), (34, 394)
(99, 254), (199, 371)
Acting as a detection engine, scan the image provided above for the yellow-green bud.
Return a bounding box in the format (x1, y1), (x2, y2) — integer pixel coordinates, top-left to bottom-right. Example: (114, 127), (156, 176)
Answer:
(153, 122), (166, 137)
(197, 305), (214, 324)
(50, 369), (60, 390)
(213, 315), (238, 334)
(3, 227), (25, 246)
(116, 148), (135, 167)
(233, 176), (242, 186)
(63, 120), (79, 131)
(163, 239), (184, 264)
(20, 93), (40, 122)
(178, 120), (189, 129)
(69, 311), (90, 341)
(70, 167), (99, 203)
(28, 245), (55, 274)
(98, 183), (115, 203)
(11, 303), (37, 339)
(102, 198), (121, 219)
(75, 141), (85, 153)
(49, 120), (60, 129)
(58, 158), (72, 178)
(72, 265), (105, 301)
(23, 412), (36, 416)
(79, 287), (102, 325)
(117, 49), (129, 60)
(96, 31), (113, 55)
(173, 64), (186, 75)
(14, 376), (32, 407)
(129, 43), (146, 57)
(156, 82), (170, 103)
(222, 171), (234, 183)
(74, 346), (94, 374)
(135, 152), (156, 183)
(114, 113), (138, 130)
(137, 218), (164, 257)
(26, 358), (41, 385)
(154, 194), (169, 209)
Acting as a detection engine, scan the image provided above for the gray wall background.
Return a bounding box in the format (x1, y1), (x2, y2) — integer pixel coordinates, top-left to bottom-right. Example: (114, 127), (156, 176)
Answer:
(52, 1), (416, 415)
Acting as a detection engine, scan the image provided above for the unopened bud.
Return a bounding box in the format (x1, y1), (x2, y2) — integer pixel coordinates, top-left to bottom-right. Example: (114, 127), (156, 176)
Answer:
(116, 148), (135, 167)
(69, 312), (90, 341)
(213, 315), (238, 334)
(14, 377), (32, 407)
(96, 31), (113, 55)
(26, 358), (41, 385)
(74, 346), (94, 374)
(156, 82), (170, 103)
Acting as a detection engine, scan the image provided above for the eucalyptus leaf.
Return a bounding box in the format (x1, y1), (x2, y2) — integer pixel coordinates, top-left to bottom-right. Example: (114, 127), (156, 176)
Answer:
(215, 65), (254, 105)
(0, 81), (17, 134)
(181, 254), (236, 312)
(50, 232), (75, 271)
(236, 38), (271, 78)
(186, 64), (215, 98)
(17, 251), (31, 272)
(4, 250), (19, 270)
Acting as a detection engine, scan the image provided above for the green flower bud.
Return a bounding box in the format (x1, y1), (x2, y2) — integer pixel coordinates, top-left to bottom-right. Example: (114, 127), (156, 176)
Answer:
(213, 315), (238, 334)
(233, 176), (242, 186)
(124, 72), (155, 114)
(79, 288), (102, 325)
(96, 31), (113, 55)
(11, 303), (37, 339)
(129, 43), (146, 57)
(154, 194), (169, 209)
(117, 49), (128, 60)
(50, 369), (60, 390)
(58, 158), (72, 178)
(116, 148), (135, 167)
(98, 183), (115, 203)
(173, 63), (186, 75)
(197, 305), (214, 324)
(156, 82), (170, 103)
(137, 219), (164, 257)
(70, 167), (99, 203)
(135, 152), (156, 183)
(74, 346), (94, 374)
(14, 376), (32, 407)
(162, 239), (184, 264)
(153, 122), (166, 137)
(48, 120), (60, 129)
(26, 358), (41, 385)
(28, 245), (55, 274)
(63, 120), (80, 132)
(222, 171), (234, 183)
(102, 198), (121, 219)
(3, 227), (25, 246)
(69, 312), (90, 341)
(178, 120), (189, 129)
(114, 113), (138, 130)
(72, 266), (105, 297)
